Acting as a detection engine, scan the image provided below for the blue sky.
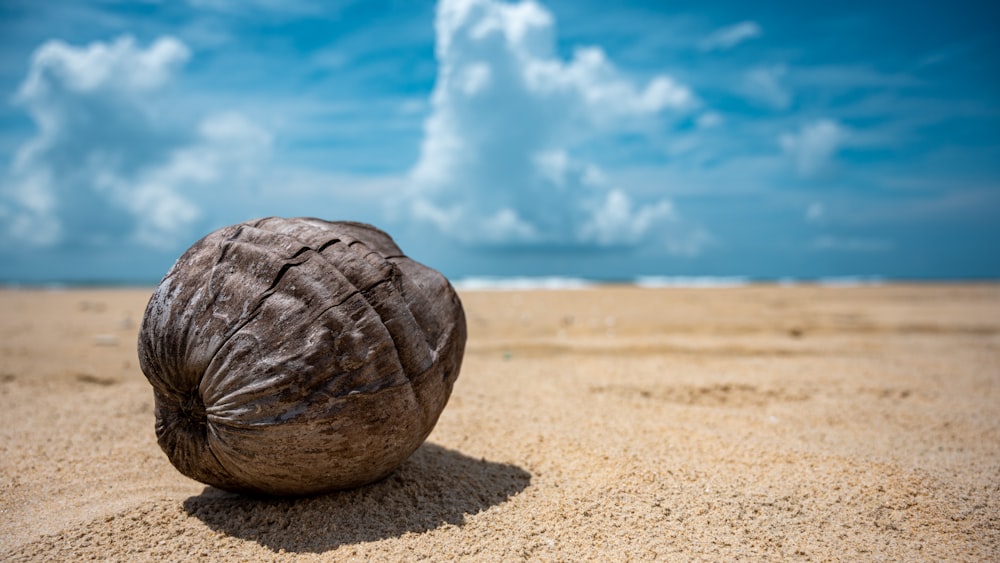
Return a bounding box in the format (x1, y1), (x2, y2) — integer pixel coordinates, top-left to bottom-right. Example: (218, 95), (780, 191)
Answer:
(1, 0), (998, 283)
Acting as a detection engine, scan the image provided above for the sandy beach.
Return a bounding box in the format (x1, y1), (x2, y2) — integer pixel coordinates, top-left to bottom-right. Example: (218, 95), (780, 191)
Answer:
(1, 284), (998, 561)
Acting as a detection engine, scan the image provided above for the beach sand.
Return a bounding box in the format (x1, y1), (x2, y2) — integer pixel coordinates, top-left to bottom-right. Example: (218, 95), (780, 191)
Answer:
(1, 284), (998, 560)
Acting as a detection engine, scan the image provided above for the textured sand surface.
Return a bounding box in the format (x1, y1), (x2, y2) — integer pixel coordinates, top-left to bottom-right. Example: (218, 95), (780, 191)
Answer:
(1, 284), (998, 561)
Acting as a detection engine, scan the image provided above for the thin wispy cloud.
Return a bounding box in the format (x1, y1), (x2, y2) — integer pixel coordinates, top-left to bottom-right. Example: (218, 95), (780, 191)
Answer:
(805, 202), (825, 222)
(700, 20), (762, 52)
(812, 235), (893, 253)
(742, 64), (792, 110)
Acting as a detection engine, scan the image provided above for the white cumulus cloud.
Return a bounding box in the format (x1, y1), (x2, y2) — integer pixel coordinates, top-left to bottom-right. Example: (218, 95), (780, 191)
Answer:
(780, 119), (848, 177)
(407, 0), (694, 249)
(1, 35), (271, 249)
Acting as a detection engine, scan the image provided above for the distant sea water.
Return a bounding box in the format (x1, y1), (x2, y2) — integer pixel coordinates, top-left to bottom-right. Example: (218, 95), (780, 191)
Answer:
(451, 275), (888, 291)
(7, 274), (963, 290)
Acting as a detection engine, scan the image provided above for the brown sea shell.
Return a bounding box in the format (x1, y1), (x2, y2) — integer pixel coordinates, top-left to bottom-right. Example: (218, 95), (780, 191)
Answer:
(137, 217), (466, 496)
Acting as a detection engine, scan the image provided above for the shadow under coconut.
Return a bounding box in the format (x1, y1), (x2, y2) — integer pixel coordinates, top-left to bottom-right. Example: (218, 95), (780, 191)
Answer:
(181, 442), (531, 554)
